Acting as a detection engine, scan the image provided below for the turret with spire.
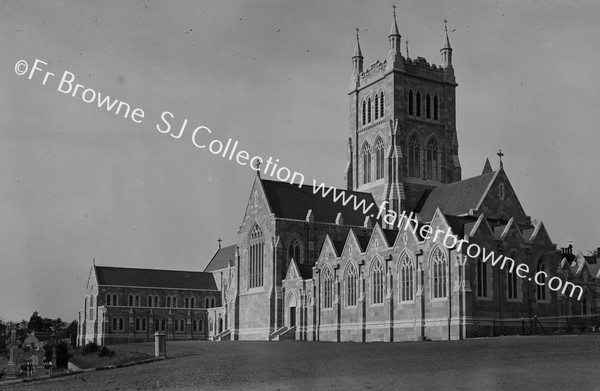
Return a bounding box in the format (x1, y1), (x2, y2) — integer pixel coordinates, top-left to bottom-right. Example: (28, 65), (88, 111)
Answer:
(389, 5), (401, 55)
(441, 19), (453, 68)
(352, 27), (363, 74)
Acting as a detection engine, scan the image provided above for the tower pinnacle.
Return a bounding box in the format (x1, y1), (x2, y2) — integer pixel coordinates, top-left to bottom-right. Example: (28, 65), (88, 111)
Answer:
(441, 18), (453, 68)
(388, 5), (401, 55)
(352, 27), (364, 73)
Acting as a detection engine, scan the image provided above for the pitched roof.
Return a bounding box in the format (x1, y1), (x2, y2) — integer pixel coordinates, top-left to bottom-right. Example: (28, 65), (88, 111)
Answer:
(204, 245), (236, 272)
(297, 264), (315, 279)
(260, 179), (376, 226)
(94, 266), (218, 291)
(417, 171), (497, 221)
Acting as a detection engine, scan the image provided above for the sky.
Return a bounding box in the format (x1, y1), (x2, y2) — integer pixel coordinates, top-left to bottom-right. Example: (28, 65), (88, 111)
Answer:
(1, 0), (599, 323)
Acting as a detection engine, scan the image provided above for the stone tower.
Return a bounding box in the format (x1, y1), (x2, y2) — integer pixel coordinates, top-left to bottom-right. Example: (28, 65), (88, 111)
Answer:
(346, 9), (461, 222)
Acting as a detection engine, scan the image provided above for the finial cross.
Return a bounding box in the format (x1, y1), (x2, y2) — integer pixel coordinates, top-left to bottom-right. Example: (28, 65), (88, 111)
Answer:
(218, 238), (222, 249)
(392, 4), (397, 16)
(497, 149), (504, 167)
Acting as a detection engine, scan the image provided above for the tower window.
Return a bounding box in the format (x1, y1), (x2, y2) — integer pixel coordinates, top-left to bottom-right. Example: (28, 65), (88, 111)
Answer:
(434, 95), (439, 120)
(380, 91), (384, 118)
(416, 91), (422, 117)
(361, 99), (366, 126)
(408, 90), (414, 116)
(374, 94), (379, 120)
(375, 137), (385, 180)
(362, 141), (372, 184)
(426, 93), (432, 119)
(367, 97), (372, 123)
(426, 138), (439, 181)
(249, 224), (264, 289)
(408, 135), (421, 178)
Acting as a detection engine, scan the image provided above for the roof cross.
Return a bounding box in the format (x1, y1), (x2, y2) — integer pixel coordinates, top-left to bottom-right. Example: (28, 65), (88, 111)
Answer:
(497, 149), (504, 168)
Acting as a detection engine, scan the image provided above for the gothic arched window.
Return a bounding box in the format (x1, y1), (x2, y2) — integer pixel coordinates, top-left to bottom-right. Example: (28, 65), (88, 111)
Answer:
(408, 135), (421, 178)
(323, 267), (333, 309)
(367, 96), (372, 123)
(135, 295), (140, 306)
(167, 297), (171, 307)
(154, 295), (159, 307)
(477, 258), (488, 298)
(128, 295), (133, 307)
(433, 95), (439, 120)
(288, 237), (301, 264)
(346, 264), (357, 307)
(119, 317), (124, 331)
(506, 258), (519, 299)
(432, 248), (447, 298)
(380, 91), (384, 118)
(361, 99), (366, 126)
(408, 89), (414, 115)
(362, 141), (372, 184)
(426, 93), (432, 119)
(426, 138), (439, 181)
(106, 294), (111, 306)
(191, 297), (195, 308)
(205, 297), (210, 308)
(211, 298), (215, 308)
(249, 224), (264, 288)
(112, 317), (117, 331)
(371, 259), (384, 304)
(536, 259), (547, 301)
(400, 253), (414, 301)
(416, 91), (422, 117)
(185, 297), (189, 308)
(113, 294), (117, 306)
(375, 137), (385, 180)
(374, 93), (379, 120)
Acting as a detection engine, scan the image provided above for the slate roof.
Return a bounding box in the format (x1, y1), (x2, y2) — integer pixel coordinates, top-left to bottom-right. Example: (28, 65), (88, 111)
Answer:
(95, 266), (218, 290)
(331, 240), (345, 256)
(297, 264), (315, 279)
(418, 171), (497, 221)
(204, 244), (236, 272)
(260, 179), (376, 226)
(382, 229), (399, 247)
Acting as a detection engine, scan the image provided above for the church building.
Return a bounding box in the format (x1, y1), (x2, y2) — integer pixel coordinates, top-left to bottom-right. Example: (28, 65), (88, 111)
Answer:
(78, 11), (599, 345)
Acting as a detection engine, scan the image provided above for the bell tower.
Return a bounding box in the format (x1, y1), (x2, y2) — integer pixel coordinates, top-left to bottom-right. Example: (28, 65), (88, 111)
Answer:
(346, 10), (461, 221)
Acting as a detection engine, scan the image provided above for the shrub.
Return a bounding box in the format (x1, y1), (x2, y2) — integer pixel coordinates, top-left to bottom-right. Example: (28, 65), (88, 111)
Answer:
(98, 346), (115, 357)
(43, 342), (72, 369)
(81, 341), (100, 355)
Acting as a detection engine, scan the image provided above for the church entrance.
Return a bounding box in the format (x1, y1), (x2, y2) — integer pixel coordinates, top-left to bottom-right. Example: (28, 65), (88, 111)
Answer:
(289, 307), (296, 327)
(287, 291), (297, 328)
